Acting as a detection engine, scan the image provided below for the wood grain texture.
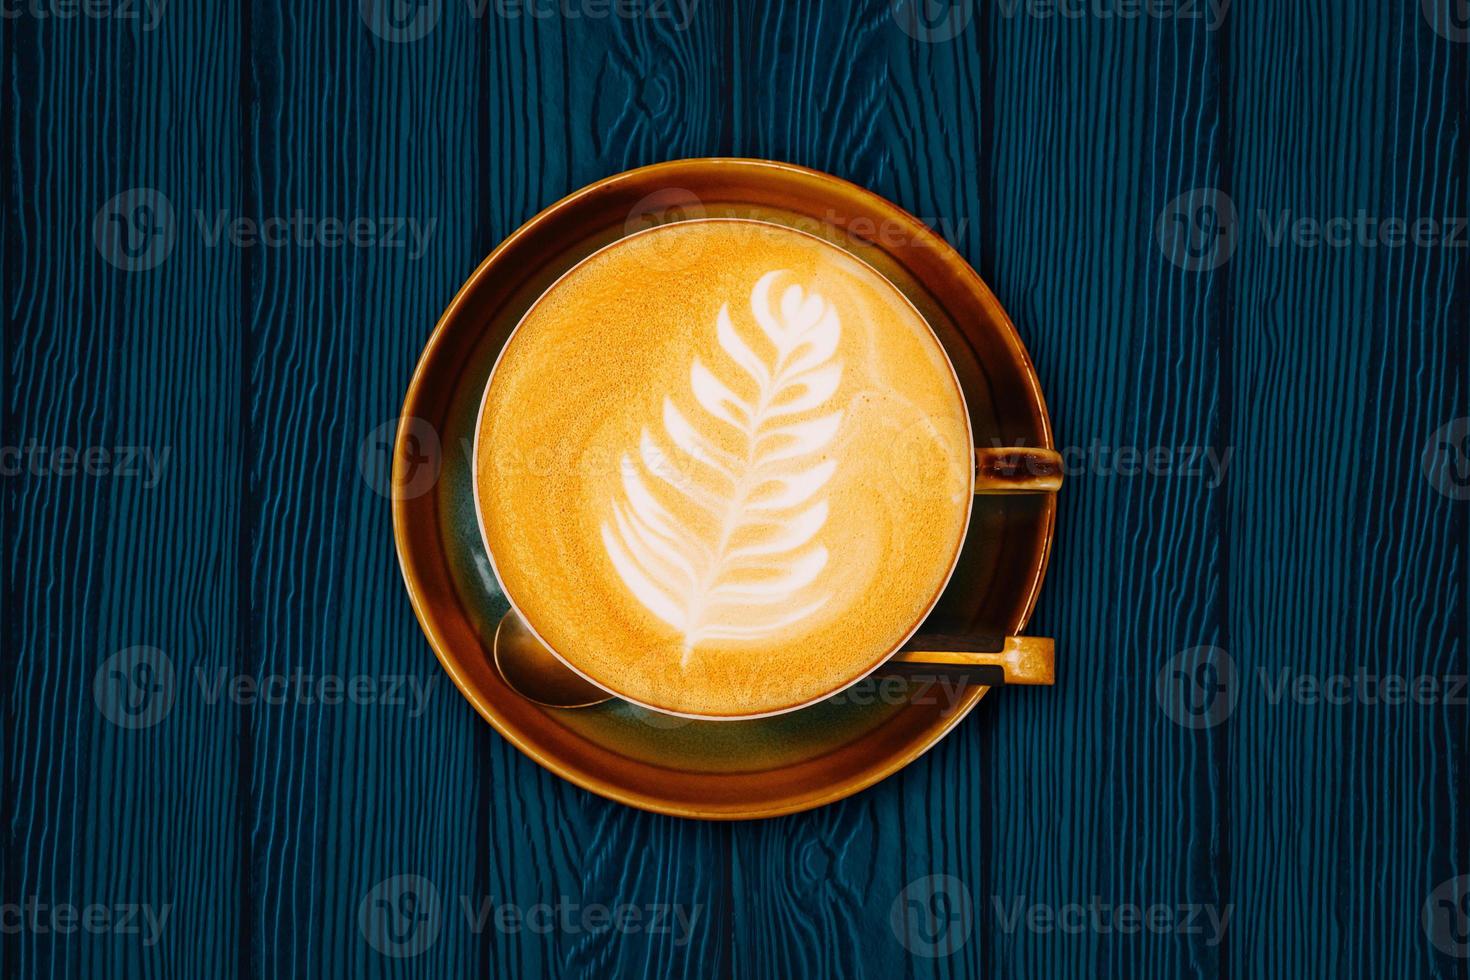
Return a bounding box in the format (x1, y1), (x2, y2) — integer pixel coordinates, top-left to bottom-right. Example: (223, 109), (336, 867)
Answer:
(2, 0), (1465, 978)
(2, 6), (243, 979)
(237, 2), (502, 976)
(888, 3), (1235, 978)
(1226, 4), (1467, 979)
(474, 9), (734, 980)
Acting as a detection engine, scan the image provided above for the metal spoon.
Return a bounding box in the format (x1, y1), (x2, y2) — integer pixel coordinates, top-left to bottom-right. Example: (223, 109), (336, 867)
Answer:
(492, 610), (612, 709)
(493, 610), (1054, 710)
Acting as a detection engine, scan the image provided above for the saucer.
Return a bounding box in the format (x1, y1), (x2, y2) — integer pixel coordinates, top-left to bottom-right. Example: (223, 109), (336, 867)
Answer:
(393, 159), (1057, 819)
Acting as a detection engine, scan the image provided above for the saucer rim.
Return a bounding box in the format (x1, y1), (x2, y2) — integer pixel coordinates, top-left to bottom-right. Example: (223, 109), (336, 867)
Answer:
(392, 157), (1057, 820)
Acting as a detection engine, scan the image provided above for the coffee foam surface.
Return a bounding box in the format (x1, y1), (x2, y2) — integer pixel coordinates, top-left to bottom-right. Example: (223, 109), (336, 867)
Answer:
(476, 220), (971, 717)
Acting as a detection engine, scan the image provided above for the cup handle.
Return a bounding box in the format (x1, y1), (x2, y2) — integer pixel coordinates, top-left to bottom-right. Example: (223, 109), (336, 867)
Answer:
(875, 445), (1060, 685)
(973, 446), (1064, 493)
(885, 634), (1055, 686)
(495, 446), (1062, 703)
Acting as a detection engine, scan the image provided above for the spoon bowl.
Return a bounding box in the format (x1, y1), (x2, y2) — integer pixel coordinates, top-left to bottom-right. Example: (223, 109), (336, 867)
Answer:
(492, 610), (612, 709)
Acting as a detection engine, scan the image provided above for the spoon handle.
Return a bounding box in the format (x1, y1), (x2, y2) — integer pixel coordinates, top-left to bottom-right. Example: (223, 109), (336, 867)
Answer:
(885, 634), (1054, 686)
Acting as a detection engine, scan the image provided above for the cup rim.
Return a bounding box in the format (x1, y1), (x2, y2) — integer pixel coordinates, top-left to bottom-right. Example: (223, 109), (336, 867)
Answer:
(470, 216), (978, 720)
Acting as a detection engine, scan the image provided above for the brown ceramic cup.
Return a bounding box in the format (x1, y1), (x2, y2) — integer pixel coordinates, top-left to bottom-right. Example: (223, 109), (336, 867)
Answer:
(473, 219), (1063, 719)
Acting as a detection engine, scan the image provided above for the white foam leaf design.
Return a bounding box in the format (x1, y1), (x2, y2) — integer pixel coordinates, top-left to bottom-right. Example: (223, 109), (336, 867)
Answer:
(601, 270), (846, 663)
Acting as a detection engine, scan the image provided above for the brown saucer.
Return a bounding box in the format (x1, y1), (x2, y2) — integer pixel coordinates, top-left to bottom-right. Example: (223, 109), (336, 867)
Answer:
(393, 159), (1057, 819)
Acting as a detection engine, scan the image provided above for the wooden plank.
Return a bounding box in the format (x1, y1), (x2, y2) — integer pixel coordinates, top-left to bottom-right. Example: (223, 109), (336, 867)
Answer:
(4, 3), (1463, 979)
(475, 8), (735, 979)
(1, 6), (241, 978)
(885, 4), (1232, 979)
(241, 4), (731, 977)
(235, 2), (483, 975)
(726, 4), (949, 980)
(1225, 3), (1467, 977)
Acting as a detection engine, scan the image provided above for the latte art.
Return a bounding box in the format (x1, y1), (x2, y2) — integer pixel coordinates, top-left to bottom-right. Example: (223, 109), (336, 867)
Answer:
(476, 220), (972, 717)
(602, 271), (846, 660)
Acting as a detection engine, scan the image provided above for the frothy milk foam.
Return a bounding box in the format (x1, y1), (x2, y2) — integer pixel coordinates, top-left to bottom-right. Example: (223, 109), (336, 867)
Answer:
(476, 220), (972, 717)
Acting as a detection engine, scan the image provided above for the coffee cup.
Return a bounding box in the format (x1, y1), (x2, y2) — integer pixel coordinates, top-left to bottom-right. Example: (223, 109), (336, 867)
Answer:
(474, 218), (1060, 719)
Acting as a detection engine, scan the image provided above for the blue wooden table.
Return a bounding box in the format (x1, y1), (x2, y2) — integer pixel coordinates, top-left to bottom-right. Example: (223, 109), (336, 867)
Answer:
(4, 1), (1467, 976)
